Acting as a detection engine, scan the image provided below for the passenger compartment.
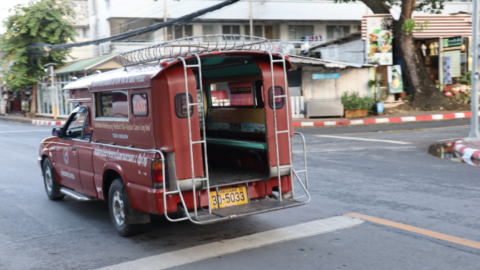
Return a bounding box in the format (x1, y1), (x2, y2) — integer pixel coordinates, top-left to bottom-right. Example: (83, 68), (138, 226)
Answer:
(206, 107), (269, 186)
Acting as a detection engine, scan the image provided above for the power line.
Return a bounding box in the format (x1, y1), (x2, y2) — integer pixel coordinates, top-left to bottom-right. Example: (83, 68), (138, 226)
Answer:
(33, 0), (241, 50)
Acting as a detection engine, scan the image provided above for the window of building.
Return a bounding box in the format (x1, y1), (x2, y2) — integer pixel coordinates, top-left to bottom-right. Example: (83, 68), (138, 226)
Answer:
(131, 93), (148, 116)
(96, 90), (129, 118)
(167, 25), (193, 40)
(326, 25), (350, 40)
(222, 25), (240, 40)
(203, 25), (214, 41)
(244, 25), (263, 37)
(288, 25), (314, 41)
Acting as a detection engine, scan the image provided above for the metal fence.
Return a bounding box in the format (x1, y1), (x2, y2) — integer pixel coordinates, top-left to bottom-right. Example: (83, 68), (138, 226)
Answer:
(37, 81), (74, 118)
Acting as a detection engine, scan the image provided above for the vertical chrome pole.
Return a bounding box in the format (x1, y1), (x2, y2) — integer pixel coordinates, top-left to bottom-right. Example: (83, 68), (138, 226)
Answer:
(471, 0), (480, 138)
(249, 0), (253, 39)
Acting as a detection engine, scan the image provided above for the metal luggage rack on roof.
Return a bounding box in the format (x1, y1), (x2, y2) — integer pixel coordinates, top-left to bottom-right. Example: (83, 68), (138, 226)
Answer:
(117, 35), (273, 67)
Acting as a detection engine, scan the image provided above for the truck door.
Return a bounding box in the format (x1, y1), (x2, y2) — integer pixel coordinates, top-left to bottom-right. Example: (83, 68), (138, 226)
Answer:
(55, 107), (86, 191)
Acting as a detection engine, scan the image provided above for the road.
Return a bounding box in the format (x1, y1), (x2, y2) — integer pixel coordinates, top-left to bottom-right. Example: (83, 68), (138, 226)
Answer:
(0, 118), (479, 270)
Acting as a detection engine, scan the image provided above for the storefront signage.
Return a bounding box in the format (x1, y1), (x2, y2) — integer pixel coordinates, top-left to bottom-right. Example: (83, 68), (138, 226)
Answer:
(312, 73), (339, 80)
(366, 17), (393, 65)
(387, 65), (404, 94)
(442, 37), (462, 48)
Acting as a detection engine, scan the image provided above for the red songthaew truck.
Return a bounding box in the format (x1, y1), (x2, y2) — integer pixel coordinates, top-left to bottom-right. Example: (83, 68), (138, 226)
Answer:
(38, 35), (309, 236)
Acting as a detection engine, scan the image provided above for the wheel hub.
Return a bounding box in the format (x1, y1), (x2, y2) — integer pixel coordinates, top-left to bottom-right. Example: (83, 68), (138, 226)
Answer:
(112, 191), (125, 226)
(45, 167), (53, 194)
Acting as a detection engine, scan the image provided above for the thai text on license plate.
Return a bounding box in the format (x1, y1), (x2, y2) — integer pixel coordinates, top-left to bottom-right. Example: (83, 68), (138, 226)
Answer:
(210, 186), (248, 209)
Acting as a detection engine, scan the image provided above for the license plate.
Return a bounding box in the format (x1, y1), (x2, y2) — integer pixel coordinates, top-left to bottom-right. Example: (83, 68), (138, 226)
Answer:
(210, 186), (248, 209)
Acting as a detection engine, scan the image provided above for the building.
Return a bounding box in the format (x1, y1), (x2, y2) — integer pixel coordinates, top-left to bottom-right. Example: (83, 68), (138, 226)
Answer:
(69, 0), (93, 60)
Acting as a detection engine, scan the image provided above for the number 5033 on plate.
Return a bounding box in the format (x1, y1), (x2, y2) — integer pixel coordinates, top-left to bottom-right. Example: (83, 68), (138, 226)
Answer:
(210, 186), (248, 209)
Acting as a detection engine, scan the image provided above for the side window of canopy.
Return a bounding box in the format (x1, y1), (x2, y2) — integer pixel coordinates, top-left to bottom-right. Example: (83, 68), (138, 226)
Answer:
(95, 90), (129, 118)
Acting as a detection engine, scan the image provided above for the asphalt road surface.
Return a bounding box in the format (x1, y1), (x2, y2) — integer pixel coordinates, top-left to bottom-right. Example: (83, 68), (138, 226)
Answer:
(0, 118), (479, 270)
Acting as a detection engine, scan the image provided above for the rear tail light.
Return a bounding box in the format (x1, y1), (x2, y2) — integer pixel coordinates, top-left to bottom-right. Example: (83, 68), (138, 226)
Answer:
(151, 159), (164, 189)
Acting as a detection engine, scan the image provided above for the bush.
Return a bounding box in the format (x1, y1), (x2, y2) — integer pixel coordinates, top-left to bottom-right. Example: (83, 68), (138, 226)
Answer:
(341, 92), (376, 111)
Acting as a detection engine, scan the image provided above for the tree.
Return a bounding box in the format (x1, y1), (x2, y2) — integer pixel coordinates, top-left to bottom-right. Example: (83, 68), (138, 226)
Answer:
(335, 0), (466, 110)
(0, 0), (77, 117)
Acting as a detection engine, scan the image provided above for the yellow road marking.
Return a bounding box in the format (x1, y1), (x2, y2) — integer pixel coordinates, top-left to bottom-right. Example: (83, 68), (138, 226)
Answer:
(345, 213), (480, 250)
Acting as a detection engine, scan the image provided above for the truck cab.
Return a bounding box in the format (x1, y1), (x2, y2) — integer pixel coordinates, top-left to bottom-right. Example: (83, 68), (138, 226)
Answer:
(38, 35), (310, 236)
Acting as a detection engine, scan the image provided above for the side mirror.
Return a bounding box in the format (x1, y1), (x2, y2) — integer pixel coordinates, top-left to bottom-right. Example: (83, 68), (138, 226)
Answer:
(52, 127), (63, 138)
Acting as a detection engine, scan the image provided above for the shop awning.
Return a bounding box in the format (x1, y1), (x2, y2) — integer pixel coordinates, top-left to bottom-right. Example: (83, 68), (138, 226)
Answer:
(362, 14), (472, 39)
(55, 54), (122, 74)
(288, 55), (373, 69)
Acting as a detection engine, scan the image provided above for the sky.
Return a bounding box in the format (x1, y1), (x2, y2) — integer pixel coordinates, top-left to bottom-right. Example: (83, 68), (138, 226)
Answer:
(0, 0), (31, 34)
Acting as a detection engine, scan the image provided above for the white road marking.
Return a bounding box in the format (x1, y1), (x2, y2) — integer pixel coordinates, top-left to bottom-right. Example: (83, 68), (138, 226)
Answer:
(97, 216), (363, 270)
(314, 135), (411, 145)
(0, 130), (51, 133)
(437, 138), (460, 142)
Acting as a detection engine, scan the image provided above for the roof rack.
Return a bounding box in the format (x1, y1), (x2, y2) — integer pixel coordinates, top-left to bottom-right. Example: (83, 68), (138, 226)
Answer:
(117, 35), (273, 67)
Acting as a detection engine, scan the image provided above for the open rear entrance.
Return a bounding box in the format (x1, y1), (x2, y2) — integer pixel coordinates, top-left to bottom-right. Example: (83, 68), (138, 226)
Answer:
(192, 56), (270, 186)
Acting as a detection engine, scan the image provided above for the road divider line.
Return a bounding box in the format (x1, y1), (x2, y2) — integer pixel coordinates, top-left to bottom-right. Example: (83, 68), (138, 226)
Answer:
(345, 213), (480, 250)
(314, 135), (411, 145)
(97, 216), (364, 270)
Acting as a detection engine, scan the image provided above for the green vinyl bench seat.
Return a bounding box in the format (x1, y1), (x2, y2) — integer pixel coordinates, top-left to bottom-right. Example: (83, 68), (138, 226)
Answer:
(206, 137), (267, 150)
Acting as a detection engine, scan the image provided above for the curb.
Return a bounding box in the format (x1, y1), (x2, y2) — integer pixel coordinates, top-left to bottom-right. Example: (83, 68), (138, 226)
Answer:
(32, 120), (66, 126)
(454, 139), (480, 160)
(0, 116), (34, 124)
(293, 112), (472, 127)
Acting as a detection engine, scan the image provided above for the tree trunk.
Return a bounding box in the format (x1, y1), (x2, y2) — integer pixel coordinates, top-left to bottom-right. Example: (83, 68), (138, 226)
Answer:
(394, 0), (466, 110)
(361, 0), (389, 13)
(30, 83), (37, 118)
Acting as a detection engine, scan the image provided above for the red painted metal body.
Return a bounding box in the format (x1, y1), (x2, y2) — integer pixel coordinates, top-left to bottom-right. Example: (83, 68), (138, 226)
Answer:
(39, 51), (294, 217)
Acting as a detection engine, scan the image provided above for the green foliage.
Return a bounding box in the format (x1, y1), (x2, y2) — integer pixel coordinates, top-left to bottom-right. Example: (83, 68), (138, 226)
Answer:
(0, 0), (77, 90)
(402, 19), (429, 36)
(341, 92), (376, 111)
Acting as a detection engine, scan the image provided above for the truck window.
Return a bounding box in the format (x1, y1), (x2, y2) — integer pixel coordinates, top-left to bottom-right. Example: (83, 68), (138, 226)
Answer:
(65, 107), (87, 139)
(95, 90), (128, 118)
(268, 86), (285, 109)
(174, 93), (193, 118)
(131, 93), (148, 116)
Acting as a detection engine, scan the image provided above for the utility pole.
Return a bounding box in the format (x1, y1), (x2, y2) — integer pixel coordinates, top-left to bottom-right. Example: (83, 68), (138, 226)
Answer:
(249, 0), (253, 38)
(44, 63), (57, 120)
(164, 0), (168, 41)
(471, 0), (480, 138)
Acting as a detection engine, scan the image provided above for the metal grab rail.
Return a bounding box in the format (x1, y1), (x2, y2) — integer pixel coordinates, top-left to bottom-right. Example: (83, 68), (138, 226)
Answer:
(163, 53), (214, 224)
(118, 35), (273, 67)
(293, 132), (309, 200)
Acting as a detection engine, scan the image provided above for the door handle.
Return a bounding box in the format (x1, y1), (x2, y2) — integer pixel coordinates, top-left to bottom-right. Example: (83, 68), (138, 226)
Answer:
(72, 146), (76, 151)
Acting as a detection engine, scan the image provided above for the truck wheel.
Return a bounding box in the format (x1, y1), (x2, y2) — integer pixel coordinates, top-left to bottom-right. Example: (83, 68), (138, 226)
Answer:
(108, 179), (141, 237)
(42, 158), (64, 200)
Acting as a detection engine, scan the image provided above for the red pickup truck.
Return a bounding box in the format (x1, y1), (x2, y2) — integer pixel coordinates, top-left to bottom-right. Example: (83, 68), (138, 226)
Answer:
(38, 35), (309, 236)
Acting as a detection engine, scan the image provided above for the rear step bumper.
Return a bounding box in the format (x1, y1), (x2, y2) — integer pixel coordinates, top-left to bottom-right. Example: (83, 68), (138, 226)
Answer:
(189, 199), (306, 224)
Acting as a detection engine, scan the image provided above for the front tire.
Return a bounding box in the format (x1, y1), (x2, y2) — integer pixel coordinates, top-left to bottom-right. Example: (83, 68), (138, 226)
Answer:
(42, 158), (64, 200)
(108, 179), (141, 236)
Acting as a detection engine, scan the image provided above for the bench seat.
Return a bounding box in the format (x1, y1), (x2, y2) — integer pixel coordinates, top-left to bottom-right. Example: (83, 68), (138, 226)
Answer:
(206, 137), (267, 150)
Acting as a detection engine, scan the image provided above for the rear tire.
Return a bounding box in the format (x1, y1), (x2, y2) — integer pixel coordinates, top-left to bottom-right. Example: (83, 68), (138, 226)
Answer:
(108, 179), (141, 237)
(42, 158), (64, 200)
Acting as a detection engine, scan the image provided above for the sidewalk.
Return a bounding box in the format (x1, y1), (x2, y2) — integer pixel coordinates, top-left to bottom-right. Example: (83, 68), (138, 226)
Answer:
(293, 111), (474, 127)
(0, 114), (65, 125)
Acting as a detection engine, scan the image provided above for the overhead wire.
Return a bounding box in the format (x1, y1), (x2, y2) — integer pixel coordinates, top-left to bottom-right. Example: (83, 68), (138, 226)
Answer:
(30, 0), (241, 50)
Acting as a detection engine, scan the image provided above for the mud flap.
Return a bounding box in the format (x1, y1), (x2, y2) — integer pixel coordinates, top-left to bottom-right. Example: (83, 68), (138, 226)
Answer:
(122, 186), (151, 225)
